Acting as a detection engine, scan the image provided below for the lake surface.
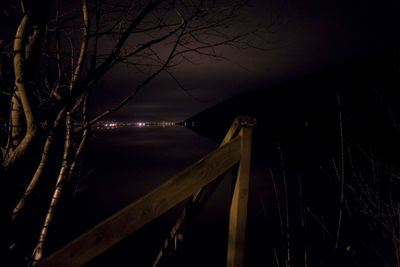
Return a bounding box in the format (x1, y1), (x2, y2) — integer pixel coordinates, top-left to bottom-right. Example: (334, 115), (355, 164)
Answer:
(46, 125), (274, 266)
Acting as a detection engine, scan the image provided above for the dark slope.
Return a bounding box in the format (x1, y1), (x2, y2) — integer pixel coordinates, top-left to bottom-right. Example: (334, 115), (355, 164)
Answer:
(182, 48), (400, 267)
(185, 47), (400, 167)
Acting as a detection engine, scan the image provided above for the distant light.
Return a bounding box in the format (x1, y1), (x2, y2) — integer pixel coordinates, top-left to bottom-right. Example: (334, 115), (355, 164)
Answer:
(103, 122), (117, 128)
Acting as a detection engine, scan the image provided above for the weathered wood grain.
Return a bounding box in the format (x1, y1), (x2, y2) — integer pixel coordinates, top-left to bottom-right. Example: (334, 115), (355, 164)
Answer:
(227, 126), (253, 267)
(153, 116), (256, 267)
(37, 135), (242, 267)
(153, 117), (242, 266)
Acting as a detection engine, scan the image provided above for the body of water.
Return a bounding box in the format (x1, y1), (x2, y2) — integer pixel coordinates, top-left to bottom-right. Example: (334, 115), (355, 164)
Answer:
(46, 125), (272, 266)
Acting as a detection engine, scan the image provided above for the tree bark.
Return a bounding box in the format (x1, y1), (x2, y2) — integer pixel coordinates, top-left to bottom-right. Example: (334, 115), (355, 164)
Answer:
(31, 112), (72, 265)
(12, 109), (66, 222)
(2, 14), (37, 168)
(10, 93), (23, 148)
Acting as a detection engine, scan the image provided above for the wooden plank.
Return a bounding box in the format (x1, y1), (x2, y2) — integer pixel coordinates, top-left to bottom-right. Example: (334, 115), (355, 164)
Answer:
(37, 135), (242, 267)
(220, 117), (241, 145)
(153, 117), (244, 266)
(192, 117), (252, 201)
(153, 117), (256, 266)
(192, 117), (255, 206)
(227, 126), (253, 267)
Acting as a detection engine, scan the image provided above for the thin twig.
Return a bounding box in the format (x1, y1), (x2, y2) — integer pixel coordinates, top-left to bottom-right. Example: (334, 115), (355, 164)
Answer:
(277, 142), (291, 267)
(335, 94), (345, 249)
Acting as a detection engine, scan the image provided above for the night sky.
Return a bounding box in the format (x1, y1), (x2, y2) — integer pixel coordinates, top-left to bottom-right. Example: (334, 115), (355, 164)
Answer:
(88, 0), (400, 122)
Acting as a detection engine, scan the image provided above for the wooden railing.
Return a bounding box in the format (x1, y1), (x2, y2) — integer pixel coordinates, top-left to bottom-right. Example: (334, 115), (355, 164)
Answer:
(37, 116), (256, 267)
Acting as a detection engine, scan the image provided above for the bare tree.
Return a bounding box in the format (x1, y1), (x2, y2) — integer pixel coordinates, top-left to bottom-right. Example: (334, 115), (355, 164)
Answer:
(1, 0), (266, 264)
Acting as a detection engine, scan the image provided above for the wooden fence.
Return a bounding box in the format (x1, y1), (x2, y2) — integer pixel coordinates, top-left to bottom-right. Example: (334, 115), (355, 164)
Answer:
(37, 116), (256, 267)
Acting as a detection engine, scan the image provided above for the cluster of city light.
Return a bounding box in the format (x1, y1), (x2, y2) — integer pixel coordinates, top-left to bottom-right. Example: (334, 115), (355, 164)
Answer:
(135, 121), (176, 127)
(160, 121), (175, 126)
(92, 121), (119, 128)
(93, 120), (178, 129)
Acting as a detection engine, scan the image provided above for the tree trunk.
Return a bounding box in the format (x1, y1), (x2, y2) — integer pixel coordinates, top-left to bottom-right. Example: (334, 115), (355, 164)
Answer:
(2, 14), (37, 168)
(31, 112), (72, 265)
(12, 109), (66, 222)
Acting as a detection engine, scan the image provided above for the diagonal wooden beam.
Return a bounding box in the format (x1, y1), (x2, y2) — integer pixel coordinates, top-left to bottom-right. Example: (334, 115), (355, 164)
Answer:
(37, 135), (242, 267)
(227, 124), (254, 267)
(153, 117), (256, 267)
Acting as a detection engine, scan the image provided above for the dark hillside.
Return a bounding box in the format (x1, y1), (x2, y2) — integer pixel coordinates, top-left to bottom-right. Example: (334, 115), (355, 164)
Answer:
(185, 47), (400, 167)
(183, 47), (400, 266)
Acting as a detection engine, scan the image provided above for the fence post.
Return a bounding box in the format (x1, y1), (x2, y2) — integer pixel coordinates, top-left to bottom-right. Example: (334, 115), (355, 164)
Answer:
(227, 117), (255, 267)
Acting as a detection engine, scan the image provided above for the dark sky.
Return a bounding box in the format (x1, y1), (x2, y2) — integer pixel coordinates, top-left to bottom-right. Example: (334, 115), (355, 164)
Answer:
(92, 0), (400, 123)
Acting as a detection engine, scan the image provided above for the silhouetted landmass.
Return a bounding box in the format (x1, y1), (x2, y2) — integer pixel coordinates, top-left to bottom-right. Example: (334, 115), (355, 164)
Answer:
(184, 47), (400, 266)
(185, 47), (400, 167)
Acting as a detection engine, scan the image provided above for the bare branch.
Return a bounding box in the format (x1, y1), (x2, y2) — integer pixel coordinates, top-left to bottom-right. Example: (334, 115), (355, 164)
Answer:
(12, 108), (66, 222)
(70, 0), (90, 89)
(71, 0), (165, 97)
(76, 21), (187, 131)
(31, 112), (72, 265)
